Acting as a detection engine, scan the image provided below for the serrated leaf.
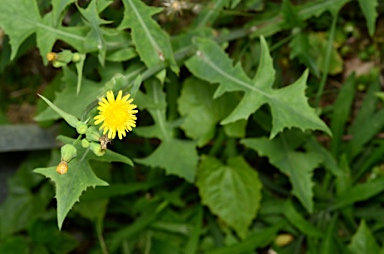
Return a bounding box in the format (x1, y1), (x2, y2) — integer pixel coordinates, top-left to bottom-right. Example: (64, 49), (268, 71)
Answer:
(177, 77), (244, 147)
(119, 0), (178, 73)
(34, 136), (133, 229)
(190, 0), (230, 29)
(241, 131), (322, 212)
(78, 0), (111, 65)
(357, 0), (378, 36)
(134, 79), (199, 182)
(51, 0), (76, 27)
(281, 0), (303, 28)
(135, 139), (198, 183)
(348, 220), (380, 254)
(196, 155), (262, 239)
(186, 36), (331, 138)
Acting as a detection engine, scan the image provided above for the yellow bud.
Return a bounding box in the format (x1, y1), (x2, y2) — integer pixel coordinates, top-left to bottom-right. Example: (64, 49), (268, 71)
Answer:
(61, 144), (77, 162)
(56, 161), (68, 174)
(46, 52), (57, 62)
(274, 233), (294, 247)
(76, 122), (88, 134)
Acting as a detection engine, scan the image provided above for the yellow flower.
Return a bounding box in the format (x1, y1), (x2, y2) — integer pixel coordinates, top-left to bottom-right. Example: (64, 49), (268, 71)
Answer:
(94, 90), (138, 139)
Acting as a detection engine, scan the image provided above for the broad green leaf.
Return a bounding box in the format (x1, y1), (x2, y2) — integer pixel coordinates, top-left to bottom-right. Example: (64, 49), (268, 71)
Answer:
(0, 152), (52, 239)
(34, 136), (133, 229)
(77, 0), (111, 65)
(186, 36), (330, 138)
(290, 32), (320, 77)
(281, 0), (303, 28)
(196, 156), (262, 239)
(348, 220), (380, 254)
(241, 131), (323, 212)
(119, 0), (178, 73)
(330, 74), (355, 157)
(135, 139), (198, 183)
(134, 79), (199, 182)
(357, 0), (378, 36)
(283, 200), (323, 238)
(177, 77), (244, 147)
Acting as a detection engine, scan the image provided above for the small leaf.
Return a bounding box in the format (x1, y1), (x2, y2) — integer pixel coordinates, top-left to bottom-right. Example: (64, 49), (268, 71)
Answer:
(119, 0), (178, 73)
(241, 131), (322, 212)
(135, 139), (198, 183)
(348, 220), (380, 254)
(196, 155), (262, 239)
(357, 0), (378, 36)
(37, 94), (79, 127)
(34, 136), (133, 229)
(186, 36), (330, 138)
(74, 54), (86, 95)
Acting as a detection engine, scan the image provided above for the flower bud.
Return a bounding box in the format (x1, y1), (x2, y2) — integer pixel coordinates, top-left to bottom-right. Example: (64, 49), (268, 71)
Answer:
(81, 138), (90, 148)
(72, 53), (81, 62)
(76, 122), (88, 134)
(86, 126), (101, 142)
(274, 233), (294, 247)
(52, 61), (67, 68)
(90, 142), (105, 157)
(46, 52), (57, 62)
(56, 161), (68, 175)
(61, 144), (77, 162)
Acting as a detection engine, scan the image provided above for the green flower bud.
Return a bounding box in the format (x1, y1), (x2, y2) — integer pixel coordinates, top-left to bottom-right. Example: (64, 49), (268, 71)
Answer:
(61, 144), (77, 162)
(56, 50), (73, 63)
(72, 53), (81, 62)
(275, 233), (294, 247)
(81, 138), (90, 148)
(86, 126), (101, 142)
(52, 61), (67, 68)
(76, 122), (88, 134)
(90, 142), (105, 157)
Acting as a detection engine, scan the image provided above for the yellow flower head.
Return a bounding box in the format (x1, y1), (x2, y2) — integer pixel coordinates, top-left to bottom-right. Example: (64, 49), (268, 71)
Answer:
(94, 90), (138, 140)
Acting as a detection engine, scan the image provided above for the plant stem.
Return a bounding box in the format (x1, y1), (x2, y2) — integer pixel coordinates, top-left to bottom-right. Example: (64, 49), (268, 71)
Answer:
(315, 13), (338, 107)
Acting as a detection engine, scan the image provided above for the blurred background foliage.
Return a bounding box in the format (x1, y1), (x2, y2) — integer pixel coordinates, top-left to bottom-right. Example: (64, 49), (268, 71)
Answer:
(1, 0), (384, 253)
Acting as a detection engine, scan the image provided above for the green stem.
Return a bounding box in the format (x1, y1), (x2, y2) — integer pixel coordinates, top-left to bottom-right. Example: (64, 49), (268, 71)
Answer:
(315, 13), (338, 107)
(208, 128), (227, 157)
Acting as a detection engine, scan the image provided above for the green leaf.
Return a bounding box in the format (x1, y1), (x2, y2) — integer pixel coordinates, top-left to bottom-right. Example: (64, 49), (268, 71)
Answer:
(241, 131), (323, 212)
(357, 0), (378, 36)
(0, 236), (29, 254)
(77, 0), (111, 65)
(51, 0), (76, 27)
(348, 220), (380, 254)
(321, 214), (338, 254)
(289, 32), (320, 77)
(281, 0), (303, 28)
(37, 94), (79, 127)
(135, 139), (198, 183)
(177, 77), (243, 147)
(330, 74), (355, 157)
(34, 136), (133, 229)
(0, 152), (52, 239)
(190, 0), (230, 29)
(186, 36), (330, 138)
(119, 0), (178, 73)
(196, 156), (262, 239)
(283, 200), (323, 238)
(330, 177), (384, 211)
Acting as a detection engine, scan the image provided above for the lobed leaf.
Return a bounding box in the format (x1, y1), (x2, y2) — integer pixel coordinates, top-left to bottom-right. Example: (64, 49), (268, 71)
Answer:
(119, 0), (178, 73)
(348, 220), (380, 254)
(242, 131), (323, 212)
(186, 36), (331, 139)
(34, 136), (133, 229)
(196, 155), (262, 239)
